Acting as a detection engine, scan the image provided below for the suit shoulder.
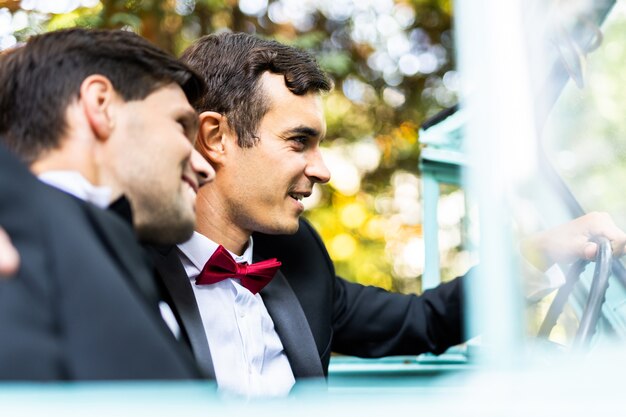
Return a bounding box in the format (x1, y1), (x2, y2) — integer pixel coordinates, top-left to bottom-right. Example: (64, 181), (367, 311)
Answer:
(253, 218), (335, 275)
(253, 218), (323, 254)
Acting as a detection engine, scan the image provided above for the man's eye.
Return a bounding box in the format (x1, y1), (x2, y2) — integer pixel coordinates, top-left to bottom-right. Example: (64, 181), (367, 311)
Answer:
(291, 136), (308, 145)
(177, 121), (194, 139)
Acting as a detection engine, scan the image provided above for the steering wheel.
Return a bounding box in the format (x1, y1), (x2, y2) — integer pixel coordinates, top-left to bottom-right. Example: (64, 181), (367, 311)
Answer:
(537, 236), (612, 350)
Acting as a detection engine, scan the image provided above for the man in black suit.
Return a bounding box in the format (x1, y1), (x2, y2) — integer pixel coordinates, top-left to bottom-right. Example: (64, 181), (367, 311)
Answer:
(152, 33), (626, 396)
(0, 29), (213, 380)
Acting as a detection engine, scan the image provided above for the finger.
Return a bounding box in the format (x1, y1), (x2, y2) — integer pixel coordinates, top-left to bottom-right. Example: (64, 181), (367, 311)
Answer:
(597, 231), (626, 257)
(583, 241), (598, 261)
(610, 239), (626, 257)
(587, 213), (626, 256)
(0, 228), (19, 277)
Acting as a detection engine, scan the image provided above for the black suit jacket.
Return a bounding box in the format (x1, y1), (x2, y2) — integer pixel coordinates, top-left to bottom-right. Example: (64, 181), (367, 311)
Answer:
(153, 218), (466, 379)
(0, 145), (201, 380)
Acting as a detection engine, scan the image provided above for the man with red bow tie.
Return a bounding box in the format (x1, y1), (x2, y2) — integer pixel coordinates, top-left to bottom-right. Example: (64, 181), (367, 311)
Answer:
(151, 32), (626, 398)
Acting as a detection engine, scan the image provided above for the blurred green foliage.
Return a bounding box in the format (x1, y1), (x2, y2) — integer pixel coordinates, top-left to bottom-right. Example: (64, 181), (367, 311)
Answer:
(1, 0), (464, 293)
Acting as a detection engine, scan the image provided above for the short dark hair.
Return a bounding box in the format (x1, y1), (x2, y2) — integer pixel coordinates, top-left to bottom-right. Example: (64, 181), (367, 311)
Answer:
(181, 32), (332, 148)
(0, 28), (206, 164)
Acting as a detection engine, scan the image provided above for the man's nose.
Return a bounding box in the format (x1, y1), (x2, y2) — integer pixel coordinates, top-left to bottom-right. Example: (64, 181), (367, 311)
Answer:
(190, 148), (215, 187)
(305, 148), (331, 184)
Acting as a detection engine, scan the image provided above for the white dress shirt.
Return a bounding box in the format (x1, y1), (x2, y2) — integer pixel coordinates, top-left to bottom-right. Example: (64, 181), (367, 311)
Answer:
(37, 170), (181, 339)
(38, 171), (112, 209)
(177, 232), (295, 398)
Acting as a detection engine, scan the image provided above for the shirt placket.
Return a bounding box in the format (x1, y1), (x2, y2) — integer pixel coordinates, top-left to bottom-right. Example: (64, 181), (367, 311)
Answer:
(234, 285), (265, 391)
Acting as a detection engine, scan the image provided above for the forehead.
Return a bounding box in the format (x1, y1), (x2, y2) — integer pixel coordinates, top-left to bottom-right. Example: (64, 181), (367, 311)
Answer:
(258, 72), (325, 135)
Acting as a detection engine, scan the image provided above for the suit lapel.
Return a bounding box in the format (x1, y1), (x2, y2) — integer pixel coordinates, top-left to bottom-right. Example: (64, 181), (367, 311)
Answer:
(152, 247), (216, 379)
(260, 268), (324, 379)
(85, 204), (159, 305)
(81, 202), (203, 378)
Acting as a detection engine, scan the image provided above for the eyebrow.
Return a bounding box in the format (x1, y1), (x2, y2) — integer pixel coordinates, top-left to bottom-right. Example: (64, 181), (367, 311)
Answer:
(180, 109), (200, 133)
(284, 125), (325, 141)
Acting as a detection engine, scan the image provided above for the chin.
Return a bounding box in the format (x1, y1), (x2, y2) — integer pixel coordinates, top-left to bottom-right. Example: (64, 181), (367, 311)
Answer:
(275, 219), (301, 235)
(136, 206), (196, 245)
(138, 220), (195, 245)
(254, 217), (300, 236)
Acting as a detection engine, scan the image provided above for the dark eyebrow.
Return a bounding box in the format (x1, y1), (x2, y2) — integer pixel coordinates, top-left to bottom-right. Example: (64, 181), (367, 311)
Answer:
(284, 126), (324, 140)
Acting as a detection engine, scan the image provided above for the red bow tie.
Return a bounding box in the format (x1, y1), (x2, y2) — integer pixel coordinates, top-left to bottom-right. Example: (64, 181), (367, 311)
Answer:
(195, 245), (281, 294)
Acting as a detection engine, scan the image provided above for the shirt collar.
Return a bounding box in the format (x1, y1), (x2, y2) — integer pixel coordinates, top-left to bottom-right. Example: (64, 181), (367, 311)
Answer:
(38, 170), (112, 209)
(178, 231), (254, 272)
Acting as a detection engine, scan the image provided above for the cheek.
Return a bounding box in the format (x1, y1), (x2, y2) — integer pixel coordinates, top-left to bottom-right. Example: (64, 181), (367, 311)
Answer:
(228, 150), (290, 199)
(231, 169), (277, 210)
(139, 153), (179, 191)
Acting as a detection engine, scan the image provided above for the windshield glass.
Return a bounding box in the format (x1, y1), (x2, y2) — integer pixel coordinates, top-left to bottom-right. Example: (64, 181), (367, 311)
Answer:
(544, 1), (626, 220)
(519, 0), (626, 351)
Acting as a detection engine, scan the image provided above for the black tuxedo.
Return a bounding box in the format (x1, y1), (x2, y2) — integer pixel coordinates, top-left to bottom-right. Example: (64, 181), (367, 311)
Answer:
(0, 145), (201, 380)
(152, 218), (466, 379)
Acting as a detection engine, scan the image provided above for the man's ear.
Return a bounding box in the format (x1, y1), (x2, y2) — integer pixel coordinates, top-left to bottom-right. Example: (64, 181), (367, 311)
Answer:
(196, 111), (231, 166)
(79, 75), (116, 141)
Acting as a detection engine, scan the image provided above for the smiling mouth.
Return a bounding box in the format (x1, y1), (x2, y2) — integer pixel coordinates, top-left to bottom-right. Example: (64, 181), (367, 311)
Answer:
(288, 191), (311, 202)
(182, 175), (198, 194)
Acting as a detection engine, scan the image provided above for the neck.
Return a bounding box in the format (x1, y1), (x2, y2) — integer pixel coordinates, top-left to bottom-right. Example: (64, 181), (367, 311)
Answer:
(30, 138), (123, 203)
(31, 145), (99, 185)
(195, 184), (251, 256)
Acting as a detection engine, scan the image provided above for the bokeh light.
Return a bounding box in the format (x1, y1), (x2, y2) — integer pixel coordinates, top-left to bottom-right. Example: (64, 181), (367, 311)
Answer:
(0, 0), (464, 294)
